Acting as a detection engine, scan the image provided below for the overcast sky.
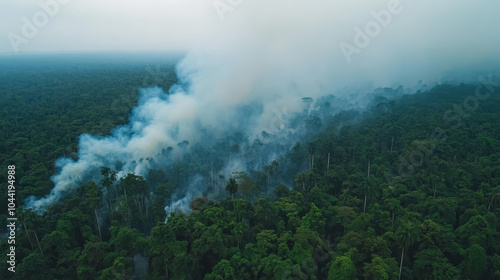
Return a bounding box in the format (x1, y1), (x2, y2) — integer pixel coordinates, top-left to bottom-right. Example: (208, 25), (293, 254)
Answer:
(1, 0), (498, 56)
(2, 0), (500, 87)
(0, 0), (220, 53)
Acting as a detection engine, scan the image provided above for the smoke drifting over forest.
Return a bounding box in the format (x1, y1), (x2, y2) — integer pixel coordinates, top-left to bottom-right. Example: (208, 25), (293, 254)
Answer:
(24, 0), (500, 213)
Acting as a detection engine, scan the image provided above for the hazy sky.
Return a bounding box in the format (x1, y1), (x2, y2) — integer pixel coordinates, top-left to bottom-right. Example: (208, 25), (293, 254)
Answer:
(2, 0), (500, 86)
(2, 0), (499, 57)
(0, 0), (219, 53)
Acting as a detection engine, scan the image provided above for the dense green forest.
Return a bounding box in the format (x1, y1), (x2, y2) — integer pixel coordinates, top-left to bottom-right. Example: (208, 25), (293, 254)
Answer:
(1, 56), (500, 279)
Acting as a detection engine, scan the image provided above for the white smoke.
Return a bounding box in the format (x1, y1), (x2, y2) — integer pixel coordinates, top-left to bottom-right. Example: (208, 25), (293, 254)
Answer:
(164, 196), (193, 222)
(24, 0), (500, 212)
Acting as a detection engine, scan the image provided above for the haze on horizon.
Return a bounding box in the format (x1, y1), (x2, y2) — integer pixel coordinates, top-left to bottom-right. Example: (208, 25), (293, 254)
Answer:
(2, 1), (499, 87)
(0, 1), (497, 59)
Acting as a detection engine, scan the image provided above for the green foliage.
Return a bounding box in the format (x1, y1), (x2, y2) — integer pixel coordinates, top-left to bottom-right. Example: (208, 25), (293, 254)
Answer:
(301, 203), (325, 234)
(463, 244), (487, 280)
(328, 255), (357, 280)
(413, 248), (459, 280)
(362, 255), (396, 280)
(204, 260), (235, 280)
(2, 76), (500, 279)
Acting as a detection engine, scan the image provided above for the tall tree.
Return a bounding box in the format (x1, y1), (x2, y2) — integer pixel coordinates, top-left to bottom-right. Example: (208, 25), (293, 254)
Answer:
(396, 221), (419, 280)
(226, 177), (238, 199)
(100, 166), (117, 197)
(84, 181), (102, 240)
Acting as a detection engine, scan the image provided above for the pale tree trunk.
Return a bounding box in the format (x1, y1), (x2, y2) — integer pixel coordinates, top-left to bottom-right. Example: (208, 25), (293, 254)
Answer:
(23, 224), (34, 250)
(364, 160), (370, 213)
(327, 153), (330, 171)
(398, 247), (404, 280)
(34, 231), (43, 258)
(136, 197), (143, 219)
(210, 159), (215, 192)
(145, 198), (149, 221)
(488, 195), (496, 211)
(311, 154), (314, 170)
(94, 208), (102, 240)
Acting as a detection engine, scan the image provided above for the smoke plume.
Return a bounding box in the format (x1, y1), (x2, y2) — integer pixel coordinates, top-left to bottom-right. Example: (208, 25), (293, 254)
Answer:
(25, 0), (500, 212)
